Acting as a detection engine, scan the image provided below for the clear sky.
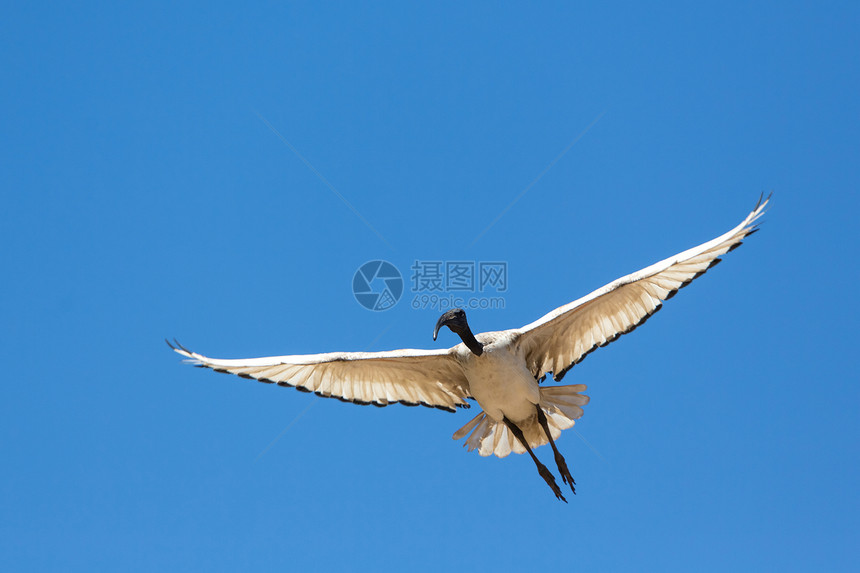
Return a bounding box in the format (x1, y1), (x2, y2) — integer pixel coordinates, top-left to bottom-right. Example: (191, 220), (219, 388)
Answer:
(2, 2), (858, 571)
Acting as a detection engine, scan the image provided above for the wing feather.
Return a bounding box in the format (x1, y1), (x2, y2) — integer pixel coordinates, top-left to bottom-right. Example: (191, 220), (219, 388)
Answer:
(517, 194), (768, 381)
(168, 342), (472, 412)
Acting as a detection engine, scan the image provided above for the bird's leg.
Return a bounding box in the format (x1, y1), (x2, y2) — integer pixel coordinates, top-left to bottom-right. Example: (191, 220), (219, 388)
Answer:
(535, 405), (576, 495)
(503, 417), (567, 503)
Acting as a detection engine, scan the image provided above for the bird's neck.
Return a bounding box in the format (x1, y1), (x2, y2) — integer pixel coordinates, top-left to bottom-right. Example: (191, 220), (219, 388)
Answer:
(458, 327), (484, 356)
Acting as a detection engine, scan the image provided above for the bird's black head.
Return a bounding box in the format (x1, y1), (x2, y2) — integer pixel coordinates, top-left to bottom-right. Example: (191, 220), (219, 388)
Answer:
(433, 308), (484, 356)
(433, 308), (469, 340)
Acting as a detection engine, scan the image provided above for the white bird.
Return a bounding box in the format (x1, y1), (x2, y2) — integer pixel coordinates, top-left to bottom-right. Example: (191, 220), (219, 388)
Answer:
(169, 195), (768, 502)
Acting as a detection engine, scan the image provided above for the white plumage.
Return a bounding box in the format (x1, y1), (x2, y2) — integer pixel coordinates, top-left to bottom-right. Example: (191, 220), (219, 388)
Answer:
(170, 195), (768, 501)
(167, 346), (471, 411)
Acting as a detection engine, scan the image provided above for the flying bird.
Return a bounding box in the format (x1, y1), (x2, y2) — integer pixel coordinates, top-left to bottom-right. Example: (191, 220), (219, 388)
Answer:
(169, 195), (768, 502)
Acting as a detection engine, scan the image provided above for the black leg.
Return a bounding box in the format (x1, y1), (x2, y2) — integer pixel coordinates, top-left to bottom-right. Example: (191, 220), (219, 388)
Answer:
(535, 405), (576, 495)
(503, 417), (567, 503)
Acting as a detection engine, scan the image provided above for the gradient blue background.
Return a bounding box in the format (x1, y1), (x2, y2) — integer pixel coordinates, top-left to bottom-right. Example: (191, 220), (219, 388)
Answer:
(2, 2), (858, 571)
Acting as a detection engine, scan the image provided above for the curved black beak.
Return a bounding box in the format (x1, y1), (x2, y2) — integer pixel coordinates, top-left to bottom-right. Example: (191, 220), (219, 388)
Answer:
(433, 314), (447, 341)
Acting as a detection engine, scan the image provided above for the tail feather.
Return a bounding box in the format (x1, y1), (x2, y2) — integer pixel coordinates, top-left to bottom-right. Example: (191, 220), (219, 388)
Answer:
(452, 384), (590, 458)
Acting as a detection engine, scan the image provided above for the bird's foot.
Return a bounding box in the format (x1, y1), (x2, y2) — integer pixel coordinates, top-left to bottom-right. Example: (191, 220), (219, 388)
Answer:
(537, 463), (567, 503)
(554, 452), (577, 495)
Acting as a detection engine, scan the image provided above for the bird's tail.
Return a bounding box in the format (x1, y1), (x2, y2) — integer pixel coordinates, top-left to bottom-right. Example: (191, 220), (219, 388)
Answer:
(452, 384), (589, 458)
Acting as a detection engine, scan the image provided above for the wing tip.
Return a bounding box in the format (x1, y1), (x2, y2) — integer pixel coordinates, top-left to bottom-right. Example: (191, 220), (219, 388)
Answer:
(167, 338), (202, 365)
(749, 191), (772, 224)
(167, 338), (192, 357)
(734, 192), (770, 246)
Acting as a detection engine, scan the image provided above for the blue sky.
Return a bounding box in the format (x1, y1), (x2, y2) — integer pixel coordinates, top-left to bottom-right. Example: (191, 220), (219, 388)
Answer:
(2, 2), (858, 571)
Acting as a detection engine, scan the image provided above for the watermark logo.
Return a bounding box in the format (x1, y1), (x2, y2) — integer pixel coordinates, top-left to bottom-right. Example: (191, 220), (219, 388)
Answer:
(353, 260), (507, 311)
(352, 260), (403, 311)
(410, 260), (507, 311)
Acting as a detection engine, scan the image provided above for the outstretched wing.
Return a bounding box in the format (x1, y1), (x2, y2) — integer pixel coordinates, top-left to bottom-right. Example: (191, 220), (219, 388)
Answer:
(168, 342), (472, 412)
(516, 194), (769, 382)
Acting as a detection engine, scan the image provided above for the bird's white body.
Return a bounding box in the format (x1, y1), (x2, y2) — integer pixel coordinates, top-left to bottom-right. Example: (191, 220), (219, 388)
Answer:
(456, 331), (539, 423)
